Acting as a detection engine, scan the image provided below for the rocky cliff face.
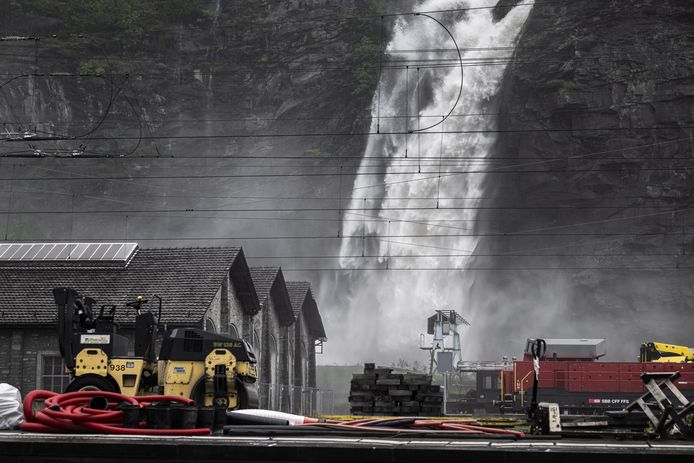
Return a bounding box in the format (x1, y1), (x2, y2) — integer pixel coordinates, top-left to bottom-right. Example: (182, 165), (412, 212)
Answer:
(468, 0), (694, 359)
(0, 0), (385, 251)
(5, 0), (693, 362)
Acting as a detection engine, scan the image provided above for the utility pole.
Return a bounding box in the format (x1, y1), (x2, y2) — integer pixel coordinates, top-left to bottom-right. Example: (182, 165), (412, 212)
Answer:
(420, 309), (470, 375)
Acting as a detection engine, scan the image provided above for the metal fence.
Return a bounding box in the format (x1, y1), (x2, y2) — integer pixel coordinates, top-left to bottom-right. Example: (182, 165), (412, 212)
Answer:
(257, 383), (334, 416)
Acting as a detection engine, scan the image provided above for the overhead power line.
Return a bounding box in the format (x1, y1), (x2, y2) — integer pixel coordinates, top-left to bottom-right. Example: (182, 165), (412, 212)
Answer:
(7, 153), (694, 165)
(1, 232), (690, 239)
(6, 165), (694, 182)
(280, 266), (694, 272)
(6, 124), (694, 143)
(4, 131), (688, 160)
(3, 205), (694, 214)
(0, 97), (689, 128)
(0, 188), (679, 204)
(247, 253), (691, 259)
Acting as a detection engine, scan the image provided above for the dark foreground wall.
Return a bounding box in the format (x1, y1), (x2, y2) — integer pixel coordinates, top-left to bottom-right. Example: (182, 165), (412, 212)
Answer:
(1, 433), (694, 463)
(0, 328), (61, 394)
(0, 327), (136, 396)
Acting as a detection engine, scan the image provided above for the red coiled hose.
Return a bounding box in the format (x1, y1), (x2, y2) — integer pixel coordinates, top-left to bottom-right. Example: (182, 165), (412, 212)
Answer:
(20, 390), (210, 435)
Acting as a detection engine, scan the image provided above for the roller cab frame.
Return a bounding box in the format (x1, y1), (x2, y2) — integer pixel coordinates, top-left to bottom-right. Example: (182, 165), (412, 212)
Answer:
(53, 287), (259, 409)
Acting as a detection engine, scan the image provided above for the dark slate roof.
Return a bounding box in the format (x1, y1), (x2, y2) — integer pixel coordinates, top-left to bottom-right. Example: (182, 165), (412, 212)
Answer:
(286, 281), (310, 317)
(286, 281), (326, 341)
(0, 247), (258, 326)
(249, 267), (295, 326)
(249, 267), (279, 306)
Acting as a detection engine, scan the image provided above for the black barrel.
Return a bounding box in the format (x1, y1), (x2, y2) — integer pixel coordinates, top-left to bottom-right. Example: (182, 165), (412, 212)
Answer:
(213, 406), (227, 433)
(146, 404), (172, 429)
(196, 407), (215, 430)
(171, 405), (199, 429)
(120, 404), (142, 429)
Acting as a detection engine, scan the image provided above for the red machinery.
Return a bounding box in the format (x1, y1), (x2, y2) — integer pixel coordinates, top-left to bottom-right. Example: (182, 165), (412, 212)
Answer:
(456, 338), (694, 414)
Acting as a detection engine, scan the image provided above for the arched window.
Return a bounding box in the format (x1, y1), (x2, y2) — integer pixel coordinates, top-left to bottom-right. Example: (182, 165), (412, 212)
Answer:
(302, 341), (309, 387)
(252, 329), (260, 351)
(229, 323), (239, 338)
(288, 340), (294, 386)
(252, 329), (261, 368)
(204, 318), (217, 333)
(269, 334), (279, 409)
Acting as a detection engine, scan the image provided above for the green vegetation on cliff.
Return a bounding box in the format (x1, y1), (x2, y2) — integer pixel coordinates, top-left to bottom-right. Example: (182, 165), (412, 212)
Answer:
(10, 0), (211, 37)
(338, 0), (385, 100)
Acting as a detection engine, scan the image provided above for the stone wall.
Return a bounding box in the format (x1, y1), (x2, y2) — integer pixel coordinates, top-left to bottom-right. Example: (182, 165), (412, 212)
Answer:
(260, 297), (280, 384)
(225, 275), (246, 338)
(0, 328), (57, 393)
(293, 312), (312, 388)
(0, 327), (136, 394)
(204, 287), (223, 333)
(209, 272), (247, 338)
(308, 334), (317, 389)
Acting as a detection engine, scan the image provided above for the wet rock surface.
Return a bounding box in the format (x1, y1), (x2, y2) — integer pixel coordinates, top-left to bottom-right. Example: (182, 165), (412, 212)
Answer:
(469, 0), (694, 359)
(0, 0), (385, 245)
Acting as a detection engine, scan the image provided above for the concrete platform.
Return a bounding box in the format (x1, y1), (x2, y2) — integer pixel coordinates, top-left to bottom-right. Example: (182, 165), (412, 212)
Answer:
(2, 432), (694, 463)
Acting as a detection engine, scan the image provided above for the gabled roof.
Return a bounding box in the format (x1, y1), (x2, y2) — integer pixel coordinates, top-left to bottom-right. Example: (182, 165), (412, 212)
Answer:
(249, 267), (279, 304)
(228, 250), (260, 317)
(249, 267), (295, 326)
(286, 281), (310, 317)
(286, 281), (326, 341)
(0, 246), (259, 326)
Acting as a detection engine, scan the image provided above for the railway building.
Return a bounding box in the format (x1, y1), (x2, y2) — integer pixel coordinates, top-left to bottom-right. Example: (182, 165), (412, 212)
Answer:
(0, 242), (325, 409)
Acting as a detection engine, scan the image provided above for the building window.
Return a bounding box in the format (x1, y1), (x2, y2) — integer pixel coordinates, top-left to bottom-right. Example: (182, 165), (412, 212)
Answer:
(288, 340), (294, 386)
(301, 341), (309, 387)
(39, 354), (70, 393)
(252, 329), (260, 351)
(253, 329), (261, 367)
(269, 334), (279, 408)
(484, 374), (494, 390)
(269, 335), (278, 382)
(204, 318), (217, 333)
(229, 323), (239, 338)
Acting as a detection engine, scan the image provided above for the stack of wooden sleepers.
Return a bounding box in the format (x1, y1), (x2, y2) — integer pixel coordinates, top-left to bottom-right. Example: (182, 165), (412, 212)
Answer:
(349, 363), (443, 416)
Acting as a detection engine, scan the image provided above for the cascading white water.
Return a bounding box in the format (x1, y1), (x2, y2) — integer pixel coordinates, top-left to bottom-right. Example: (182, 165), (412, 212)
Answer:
(331, 0), (533, 364)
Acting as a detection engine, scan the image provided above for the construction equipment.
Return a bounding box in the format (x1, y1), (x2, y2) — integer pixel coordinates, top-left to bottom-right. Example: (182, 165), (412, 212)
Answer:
(527, 338), (546, 431)
(453, 338), (694, 415)
(532, 371), (694, 440)
(640, 342), (694, 363)
(53, 287), (259, 410)
(624, 371), (694, 438)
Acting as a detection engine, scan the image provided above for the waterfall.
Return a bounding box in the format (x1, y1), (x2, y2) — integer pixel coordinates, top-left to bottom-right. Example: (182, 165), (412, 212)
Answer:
(332, 0), (533, 364)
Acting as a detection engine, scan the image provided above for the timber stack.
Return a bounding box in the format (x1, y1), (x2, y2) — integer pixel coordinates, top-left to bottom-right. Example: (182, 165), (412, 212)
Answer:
(349, 363), (443, 416)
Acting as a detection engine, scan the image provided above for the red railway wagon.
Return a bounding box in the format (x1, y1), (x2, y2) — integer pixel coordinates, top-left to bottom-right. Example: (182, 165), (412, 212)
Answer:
(456, 339), (694, 414)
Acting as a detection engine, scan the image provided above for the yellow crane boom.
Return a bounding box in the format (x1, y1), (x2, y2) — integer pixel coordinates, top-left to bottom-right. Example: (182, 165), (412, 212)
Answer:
(640, 342), (694, 363)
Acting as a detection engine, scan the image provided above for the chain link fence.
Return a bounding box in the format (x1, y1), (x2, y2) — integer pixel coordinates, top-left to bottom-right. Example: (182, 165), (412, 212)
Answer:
(257, 382), (334, 416)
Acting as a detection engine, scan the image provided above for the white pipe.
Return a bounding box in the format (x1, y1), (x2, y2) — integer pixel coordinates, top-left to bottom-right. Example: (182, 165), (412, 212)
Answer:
(229, 409), (318, 425)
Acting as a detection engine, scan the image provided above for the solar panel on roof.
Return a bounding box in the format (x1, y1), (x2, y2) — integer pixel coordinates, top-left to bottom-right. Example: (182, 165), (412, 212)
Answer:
(5, 244), (27, 260)
(55, 244), (72, 260)
(0, 242), (138, 262)
(70, 243), (89, 259)
(91, 244), (106, 259)
(45, 243), (66, 260)
(21, 244), (43, 260)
